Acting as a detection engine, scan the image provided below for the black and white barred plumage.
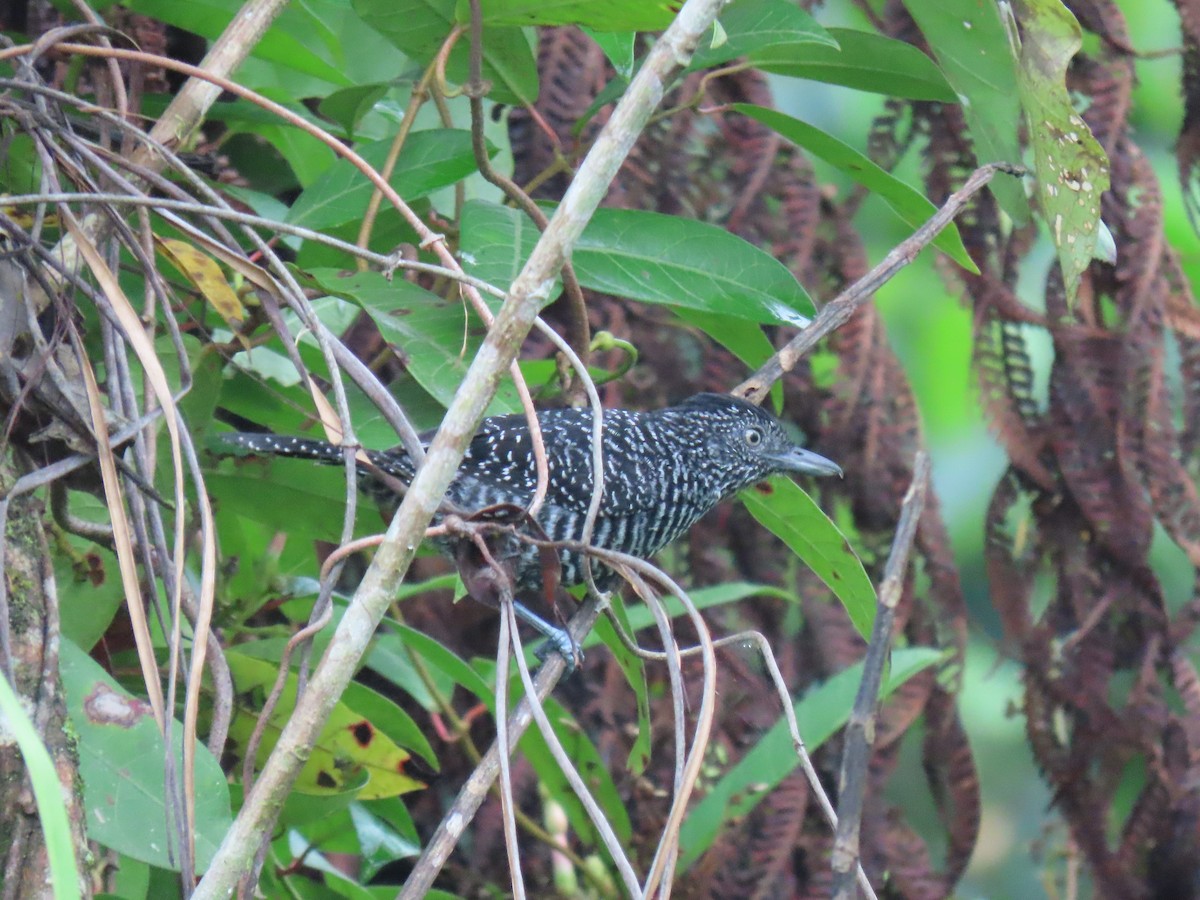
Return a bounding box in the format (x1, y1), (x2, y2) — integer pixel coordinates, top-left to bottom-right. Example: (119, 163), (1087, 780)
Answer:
(219, 394), (840, 652)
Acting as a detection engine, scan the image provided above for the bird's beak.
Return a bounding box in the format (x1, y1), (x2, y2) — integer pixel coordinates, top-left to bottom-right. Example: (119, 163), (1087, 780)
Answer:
(773, 446), (843, 478)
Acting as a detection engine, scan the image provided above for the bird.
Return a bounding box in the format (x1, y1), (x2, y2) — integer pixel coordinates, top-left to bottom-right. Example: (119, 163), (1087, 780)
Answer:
(217, 393), (842, 662)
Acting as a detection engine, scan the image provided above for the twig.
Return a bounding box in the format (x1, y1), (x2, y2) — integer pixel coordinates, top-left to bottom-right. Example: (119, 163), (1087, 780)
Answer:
(615, 566), (687, 799)
(593, 554), (715, 899)
(397, 594), (606, 899)
(830, 452), (931, 899)
(353, 43), (446, 264)
(505, 599), (643, 897)
(734, 163), (1025, 403)
(492, 535), (879, 896)
(494, 591), (526, 900)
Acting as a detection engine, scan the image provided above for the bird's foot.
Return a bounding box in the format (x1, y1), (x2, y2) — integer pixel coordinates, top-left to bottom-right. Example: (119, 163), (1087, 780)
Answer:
(534, 626), (582, 674)
(513, 600), (582, 674)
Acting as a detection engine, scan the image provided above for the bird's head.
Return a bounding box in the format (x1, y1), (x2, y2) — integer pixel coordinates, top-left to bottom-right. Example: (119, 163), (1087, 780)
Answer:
(679, 393), (842, 493)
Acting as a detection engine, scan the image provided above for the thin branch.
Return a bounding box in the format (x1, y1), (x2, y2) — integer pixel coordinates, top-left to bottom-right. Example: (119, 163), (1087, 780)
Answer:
(505, 599), (642, 896)
(734, 163), (1025, 403)
(397, 594), (606, 900)
(353, 45), (445, 264)
(830, 452), (931, 900)
(494, 592), (526, 900)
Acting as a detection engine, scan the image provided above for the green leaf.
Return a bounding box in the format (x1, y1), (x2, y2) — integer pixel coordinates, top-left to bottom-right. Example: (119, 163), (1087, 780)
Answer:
(300, 268), (522, 414)
(458, 199), (548, 296)
(385, 624), (496, 701)
(676, 311), (771, 368)
(686, 312), (777, 367)
(373, 624), (629, 845)
(678, 646), (945, 870)
(588, 583), (799, 776)
(584, 28), (636, 79)
(572, 208), (817, 324)
(740, 479), (876, 638)
(107, 853), (150, 900)
(318, 84), (391, 139)
(732, 103), (977, 271)
(518, 697), (633, 846)
(207, 464), (354, 543)
(351, 801), (421, 880)
(689, 0), (837, 70)
(287, 130), (485, 230)
(1010, 0), (1109, 303)
(460, 200), (816, 326)
(0, 662), (81, 898)
(903, 0), (1028, 222)
(225, 652), (423, 799)
(59, 639), (233, 871)
(0, 133), (40, 194)
(461, 0), (675, 31)
(581, 582), (796, 645)
(672, 309), (785, 410)
(125, 0), (350, 85)
(366, 634), (446, 713)
(214, 366), (321, 433)
(355, 0), (538, 105)
(587, 593), (652, 773)
(258, 767), (368, 834)
(754, 27), (957, 102)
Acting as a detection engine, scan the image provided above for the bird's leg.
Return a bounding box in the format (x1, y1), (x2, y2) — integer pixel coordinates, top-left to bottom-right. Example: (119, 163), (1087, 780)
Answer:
(513, 600), (581, 672)
(448, 519), (581, 672)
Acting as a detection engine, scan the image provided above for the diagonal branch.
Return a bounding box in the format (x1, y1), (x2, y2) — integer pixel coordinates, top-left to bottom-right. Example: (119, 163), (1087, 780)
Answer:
(830, 452), (931, 899)
(734, 163), (1025, 403)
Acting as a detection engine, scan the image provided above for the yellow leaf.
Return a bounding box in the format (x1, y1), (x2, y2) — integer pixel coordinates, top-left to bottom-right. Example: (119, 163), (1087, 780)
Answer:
(225, 652), (423, 799)
(155, 237), (246, 327)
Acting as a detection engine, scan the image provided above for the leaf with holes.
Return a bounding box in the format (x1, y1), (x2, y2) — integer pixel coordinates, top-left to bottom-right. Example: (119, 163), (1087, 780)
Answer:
(225, 652), (423, 799)
(155, 237), (247, 327)
(60, 639), (232, 870)
(1011, 0), (1110, 303)
(904, 0), (1028, 222)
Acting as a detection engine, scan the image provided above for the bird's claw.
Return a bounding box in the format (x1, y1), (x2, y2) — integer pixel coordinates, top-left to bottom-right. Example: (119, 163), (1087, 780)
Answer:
(535, 627), (582, 674)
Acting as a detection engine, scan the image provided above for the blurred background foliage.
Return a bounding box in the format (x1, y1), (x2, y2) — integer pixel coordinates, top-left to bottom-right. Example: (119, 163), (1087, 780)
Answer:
(791, 2), (1198, 895)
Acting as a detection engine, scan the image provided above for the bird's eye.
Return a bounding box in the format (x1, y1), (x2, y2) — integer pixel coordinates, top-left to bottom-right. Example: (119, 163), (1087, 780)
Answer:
(744, 427), (763, 447)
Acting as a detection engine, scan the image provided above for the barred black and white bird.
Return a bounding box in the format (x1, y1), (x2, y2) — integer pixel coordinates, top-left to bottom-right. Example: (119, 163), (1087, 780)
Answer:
(218, 393), (841, 660)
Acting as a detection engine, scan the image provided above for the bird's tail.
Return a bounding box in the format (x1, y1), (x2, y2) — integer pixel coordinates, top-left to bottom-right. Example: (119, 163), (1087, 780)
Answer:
(216, 432), (416, 481)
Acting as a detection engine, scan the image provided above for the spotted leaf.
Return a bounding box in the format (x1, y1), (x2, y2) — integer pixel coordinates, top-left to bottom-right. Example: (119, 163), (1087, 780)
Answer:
(225, 651), (423, 799)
